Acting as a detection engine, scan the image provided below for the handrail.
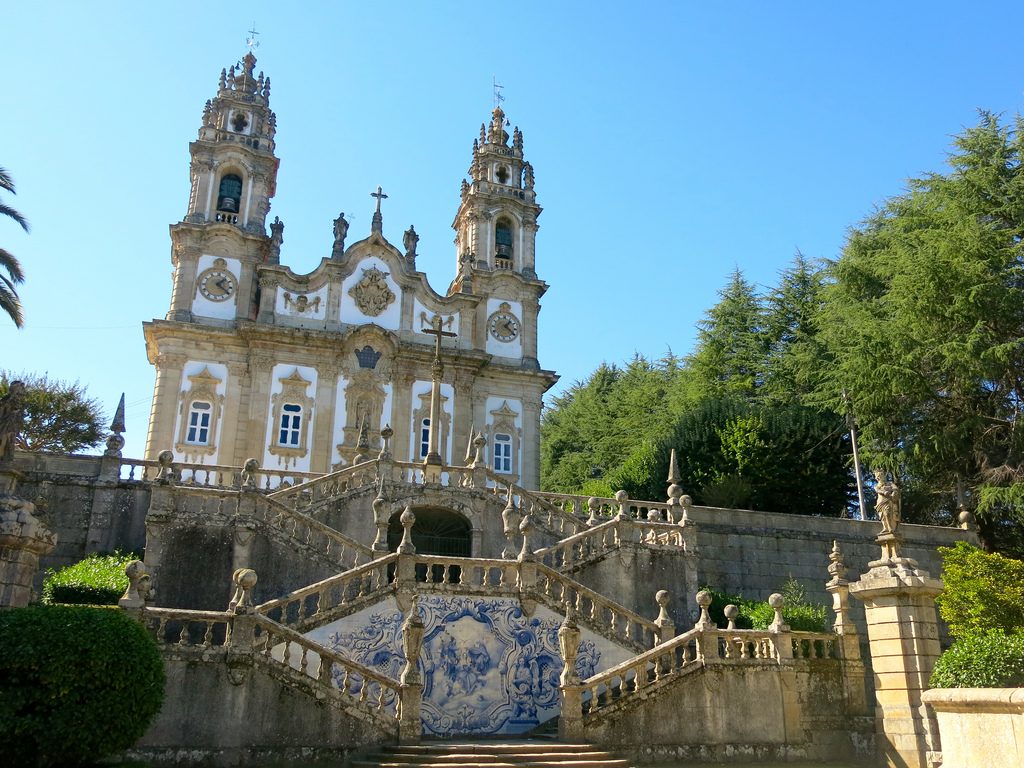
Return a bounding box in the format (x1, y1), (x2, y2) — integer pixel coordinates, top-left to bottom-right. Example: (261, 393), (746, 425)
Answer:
(256, 494), (374, 567)
(252, 615), (401, 717)
(534, 563), (659, 651)
(119, 457), (320, 490)
(534, 490), (676, 523)
(534, 519), (620, 570)
(266, 459), (379, 507)
(255, 553), (398, 626)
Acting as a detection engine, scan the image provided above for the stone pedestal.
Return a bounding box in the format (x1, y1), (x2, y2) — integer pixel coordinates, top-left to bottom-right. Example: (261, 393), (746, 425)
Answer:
(850, 533), (943, 768)
(0, 467), (57, 607)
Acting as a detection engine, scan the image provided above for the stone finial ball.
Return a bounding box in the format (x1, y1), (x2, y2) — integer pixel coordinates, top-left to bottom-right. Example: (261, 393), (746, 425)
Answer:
(614, 490), (629, 503)
(768, 592), (785, 609)
(519, 513), (534, 533)
(723, 604), (739, 620)
(680, 494), (693, 506)
(400, 506), (416, 525)
(125, 560), (146, 580)
(695, 589), (712, 608)
(587, 497), (600, 511)
(380, 424), (394, 439)
(243, 457), (259, 472)
(157, 450), (174, 466)
(667, 483), (682, 499)
(236, 568), (258, 589)
(656, 589), (670, 607)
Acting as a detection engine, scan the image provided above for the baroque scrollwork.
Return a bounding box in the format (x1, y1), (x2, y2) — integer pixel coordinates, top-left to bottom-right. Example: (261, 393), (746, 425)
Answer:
(349, 266), (396, 317)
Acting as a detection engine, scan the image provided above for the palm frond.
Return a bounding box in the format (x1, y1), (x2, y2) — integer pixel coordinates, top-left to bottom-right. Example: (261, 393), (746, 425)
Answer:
(0, 248), (25, 283)
(0, 284), (24, 328)
(0, 203), (29, 232)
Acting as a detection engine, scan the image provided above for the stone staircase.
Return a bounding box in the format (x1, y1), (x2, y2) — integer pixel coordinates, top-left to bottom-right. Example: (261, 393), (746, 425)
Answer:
(352, 740), (635, 768)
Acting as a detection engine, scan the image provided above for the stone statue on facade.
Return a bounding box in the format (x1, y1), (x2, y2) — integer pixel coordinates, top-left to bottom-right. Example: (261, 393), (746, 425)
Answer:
(403, 225), (419, 264)
(332, 212), (349, 259)
(874, 470), (902, 535)
(268, 216), (284, 263)
(0, 380), (26, 463)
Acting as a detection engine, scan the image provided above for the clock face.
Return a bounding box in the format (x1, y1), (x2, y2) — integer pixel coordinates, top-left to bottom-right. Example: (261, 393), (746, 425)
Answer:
(488, 310), (521, 342)
(197, 268), (237, 301)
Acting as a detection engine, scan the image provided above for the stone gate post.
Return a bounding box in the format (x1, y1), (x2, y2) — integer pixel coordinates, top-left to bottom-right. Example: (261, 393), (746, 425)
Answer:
(850, 529), (943, 768)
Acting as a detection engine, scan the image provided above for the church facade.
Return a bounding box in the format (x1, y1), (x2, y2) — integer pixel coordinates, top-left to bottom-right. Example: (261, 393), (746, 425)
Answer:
(143, 53), (557, 487)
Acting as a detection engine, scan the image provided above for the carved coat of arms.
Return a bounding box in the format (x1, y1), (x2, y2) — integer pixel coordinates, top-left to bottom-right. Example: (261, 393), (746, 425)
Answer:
(349, 266), (396, 317)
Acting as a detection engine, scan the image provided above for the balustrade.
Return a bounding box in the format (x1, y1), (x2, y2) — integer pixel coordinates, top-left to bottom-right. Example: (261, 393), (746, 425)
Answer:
(256, 496), (373, 569)
(119, 457), (320, 490)
(143, 608), (233, 649)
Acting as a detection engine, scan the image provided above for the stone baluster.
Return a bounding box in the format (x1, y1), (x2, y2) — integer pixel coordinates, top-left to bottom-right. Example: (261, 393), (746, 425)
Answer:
(558, 601), (584, 742)
(654, 589), (675, 644)
(398, 596), (425, 744)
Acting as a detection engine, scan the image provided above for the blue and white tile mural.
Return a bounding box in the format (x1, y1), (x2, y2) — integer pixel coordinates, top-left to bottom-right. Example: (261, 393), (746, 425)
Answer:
(305, 596), (628, 737)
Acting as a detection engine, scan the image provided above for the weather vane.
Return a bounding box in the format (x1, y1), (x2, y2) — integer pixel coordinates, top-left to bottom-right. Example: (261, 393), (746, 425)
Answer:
(493, 76), (505, 109)
(246, 23), (260, 52)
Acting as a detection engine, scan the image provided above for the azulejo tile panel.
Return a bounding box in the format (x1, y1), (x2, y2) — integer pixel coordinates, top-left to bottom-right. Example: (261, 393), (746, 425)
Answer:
(306, 596), (610, 737)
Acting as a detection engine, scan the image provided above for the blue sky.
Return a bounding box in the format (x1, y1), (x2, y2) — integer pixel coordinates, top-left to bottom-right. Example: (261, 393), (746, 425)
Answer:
(4, 2), (1024, 460)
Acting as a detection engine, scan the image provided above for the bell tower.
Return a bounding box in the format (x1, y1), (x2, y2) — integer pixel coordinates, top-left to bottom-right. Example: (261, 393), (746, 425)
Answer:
(450, 106), (542, 293)
(163, 52), (281, 324)
(184, 52), (279, 230)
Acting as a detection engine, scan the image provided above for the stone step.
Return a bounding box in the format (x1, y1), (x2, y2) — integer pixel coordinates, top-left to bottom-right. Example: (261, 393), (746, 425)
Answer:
(356, 741), (635, 768)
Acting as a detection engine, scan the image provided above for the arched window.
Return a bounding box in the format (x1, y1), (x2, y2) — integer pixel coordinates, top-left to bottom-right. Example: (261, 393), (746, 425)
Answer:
(495, 219), (513, 268)
(217, 174), (243, 213)
(185, 401), (212, 445)
(419, 418), (430, 458)
(493, 432), (512, 473)
(279, 403), (302, 447)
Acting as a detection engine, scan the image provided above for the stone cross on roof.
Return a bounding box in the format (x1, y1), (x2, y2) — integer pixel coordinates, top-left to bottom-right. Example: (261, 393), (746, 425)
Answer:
(370, 186), (387, 234)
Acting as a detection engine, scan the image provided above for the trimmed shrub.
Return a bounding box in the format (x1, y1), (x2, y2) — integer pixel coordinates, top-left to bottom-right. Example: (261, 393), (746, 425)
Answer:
(936, 541), (1024, 639)
(930, 631), (1024, 688)
(42, 551), (137, 605)
(0, 605), (165, 767)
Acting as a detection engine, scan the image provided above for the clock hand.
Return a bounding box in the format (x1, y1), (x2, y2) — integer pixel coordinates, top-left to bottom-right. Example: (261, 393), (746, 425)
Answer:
(215, 277), (230, 292)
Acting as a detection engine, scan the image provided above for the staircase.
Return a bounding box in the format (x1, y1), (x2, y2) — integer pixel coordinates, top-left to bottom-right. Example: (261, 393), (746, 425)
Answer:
(353, 740), (635, 768)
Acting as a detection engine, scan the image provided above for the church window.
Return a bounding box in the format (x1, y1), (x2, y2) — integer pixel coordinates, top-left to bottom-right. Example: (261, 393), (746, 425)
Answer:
(217, 174), (243, 213)
(419, 418), (430, 458)
(175, 366), (223, 459)
(493, 433), (512, 473)
(495, 218), (513, 268)
(278, 403), (302, 447)
(185, 401), (212, 445)
(496, 165), (509, 184)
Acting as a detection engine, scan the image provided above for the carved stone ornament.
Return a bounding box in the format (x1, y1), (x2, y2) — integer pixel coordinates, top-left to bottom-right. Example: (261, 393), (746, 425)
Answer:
(348, 266), (396, 317)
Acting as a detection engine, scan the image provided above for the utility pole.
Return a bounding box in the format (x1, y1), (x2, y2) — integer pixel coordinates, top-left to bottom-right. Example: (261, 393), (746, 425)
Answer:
(843, 389), (866, 520)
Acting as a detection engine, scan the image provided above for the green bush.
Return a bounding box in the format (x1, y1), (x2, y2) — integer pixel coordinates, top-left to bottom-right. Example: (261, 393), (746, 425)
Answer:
(702, 578), (829, 633)
(936, 542), (1024, 638)
(930, 631), (1024, 688)
(0, 605), (165, 767)
(42, 551), (138, 605)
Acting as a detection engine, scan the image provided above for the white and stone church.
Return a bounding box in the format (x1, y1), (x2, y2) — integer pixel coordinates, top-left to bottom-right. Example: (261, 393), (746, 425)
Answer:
(0, 51), (985, 768)
(144, 50), (555, 487)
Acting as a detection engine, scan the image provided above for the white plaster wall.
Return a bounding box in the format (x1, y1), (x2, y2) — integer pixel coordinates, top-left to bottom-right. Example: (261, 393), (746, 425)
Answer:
(262, 363), (318, 472)
(330, 373), (348, 466)
(191, 254), (241, 320)
(485, 396), (522, 479)
(274, 284), (328, 328)
(171, 360), (228, 466)
(409, 380), (455, 463)
(381, 383), (394, 431)
(412, 298), (461, 339)
(339, 256), (402, 330)
(485, 297), (523, 359)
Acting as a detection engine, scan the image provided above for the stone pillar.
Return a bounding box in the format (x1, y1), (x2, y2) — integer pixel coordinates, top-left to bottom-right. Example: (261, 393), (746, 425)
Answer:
(311, 363), (340, 473)
(245, 355), (274, 462)
(826, 541), (869, 715)
(219, 361), (250, 466)
(558, 604), (584, 742)
(145, 353), (186, 459)
(850, 531), (943, 768)
(398, 597), (425, 745)
(0, 468), (56, 607)
(167, 245), (200, 322)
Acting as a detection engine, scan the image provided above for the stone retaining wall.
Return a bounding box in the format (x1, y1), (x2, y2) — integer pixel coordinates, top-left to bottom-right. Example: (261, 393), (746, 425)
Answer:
(922, 688), (1024, 768)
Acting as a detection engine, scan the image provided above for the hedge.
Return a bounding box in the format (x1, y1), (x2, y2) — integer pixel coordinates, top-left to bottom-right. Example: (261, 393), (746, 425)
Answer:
(42, 551), (137, 605)
(0, 605), (165, 767)
(935, 541), (1024, 639)
(704, 578), (829, 633)
(930, 631), (1024, 689)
